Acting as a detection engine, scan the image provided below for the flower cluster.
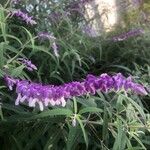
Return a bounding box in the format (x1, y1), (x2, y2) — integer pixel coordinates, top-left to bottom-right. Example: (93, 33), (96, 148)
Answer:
(67, 0), (93, 15)
(82, 25), (97, 37)
(11, 10), (37, 25)
(38, 32), (59, 57)
(112, 29), (144, 42)
(5, 73), (148, 111)
(49, 11), (70, 23)
(38, 32), (56, 40)
(17, 58), (37, 71)
(4, 76), (18, 91)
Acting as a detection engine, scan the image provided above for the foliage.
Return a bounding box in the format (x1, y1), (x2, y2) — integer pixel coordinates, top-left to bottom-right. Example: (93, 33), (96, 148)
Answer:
(0, 0), (149, 149)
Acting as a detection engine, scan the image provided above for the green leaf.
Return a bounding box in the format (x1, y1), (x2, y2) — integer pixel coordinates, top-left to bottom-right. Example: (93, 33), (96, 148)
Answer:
(32, 108), (73, 119)
(76, 97), (97, 107)
(66, 126), (80, 150)
(26, 45), (57, 63)
(79, 107), (103, 115)
(2, 103), (29, 115)
(122, 95), (146, 122)
(6, 34), (23, 45)
(22, 27), (35, 50)
(102, 105), (109, 147)
(76, 116), (88, 149)
(0, 42), (5, 68)
(131, 134), (146, 150)
(112, 119), (127, 150)
(11, 135), (23, 150)
(11, 65), (25, 77)
(110, 65), (132, 73)
(44, 127), (62, 150)
(0, 104), (4, 120)
(73, 97), (77, 114)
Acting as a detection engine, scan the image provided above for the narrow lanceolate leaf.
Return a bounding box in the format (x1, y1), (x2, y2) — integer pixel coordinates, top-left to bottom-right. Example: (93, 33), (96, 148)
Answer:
(32, 108), (73, 119)
(0, 42), (5, 69)
(122, 95), (146, 122)
(11, 65), (25, 77)
(76, 116), (88, 149)
(131, 134), (147, 150)
(2, 103), (29, 115)
(22, 27), (35, 50)
(79, 107), (103, 115)
(73, 97), (77, 114)
(0, 104), (4, 120)
(76, 97), (97, 107)
(6, 34), (23, 45)
(112, 119), (127, 150)
(102, 105), (109, 147)
(66, 126), (80, 150)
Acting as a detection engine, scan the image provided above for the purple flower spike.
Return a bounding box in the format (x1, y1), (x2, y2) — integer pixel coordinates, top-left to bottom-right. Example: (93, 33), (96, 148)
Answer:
(38, 32), (56, 40)
(18, 58), (37, 71)
(4, 76), (18, 90)
(5, 73), (148, 111)
(82, 25), (97, 37)
(52, 42), (59, 57)
(113, 73), (126, 91)
(38, 32), (59, 57)
(112, 29), (144, 42)
(131, 83), (148, 95)
(11, 10), (37, 25)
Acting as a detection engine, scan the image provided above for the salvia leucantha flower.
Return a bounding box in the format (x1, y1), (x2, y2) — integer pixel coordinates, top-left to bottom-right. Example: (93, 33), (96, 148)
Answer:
(4, 76), (18, 91)
(17, 58), (37, 71)
(38, 32), (56, 40)
(11, 10), (37, 25)
(5, 73), (148, 111)
(38, 32), (59, 57)
(112, 29), (144, 42)
(51, 42), (59, 57)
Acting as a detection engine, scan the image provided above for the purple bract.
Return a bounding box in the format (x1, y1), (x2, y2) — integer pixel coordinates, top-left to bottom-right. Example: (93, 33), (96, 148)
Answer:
(11, 10), (37, 25)
(5, 73), (148, 111)
(18, 58), (37, 71)
(38, 32), (59, 57)
(38, 32), (56, 40)
(112, 29), (144, 42)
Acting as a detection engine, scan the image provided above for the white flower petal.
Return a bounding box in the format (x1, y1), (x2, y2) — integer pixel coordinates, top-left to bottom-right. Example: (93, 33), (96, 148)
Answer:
(55, 100), (61, 105)
(61, 97), (66, 107)
(15, 93), (21, 105)
(20, 95), (27, 103)
(29, 98), (37, 107)
(38, 101), (44, 111)
(50, 99), (55, 106)
(44, 98), (50, 106)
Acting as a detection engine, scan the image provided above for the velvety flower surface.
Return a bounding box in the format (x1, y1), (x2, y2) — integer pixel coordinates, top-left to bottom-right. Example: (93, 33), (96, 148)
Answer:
(18, 58), (37, 71)
(11, 10), (37, 25)
(5, 73), (148, 111)
(38, 32), (59, 57)
(112, 29), (144, 42)
(82, 25), (97, 37)
(4, 76), (18, 91)
(38, 32), (56, 40)
(51, 42), (59, 57)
